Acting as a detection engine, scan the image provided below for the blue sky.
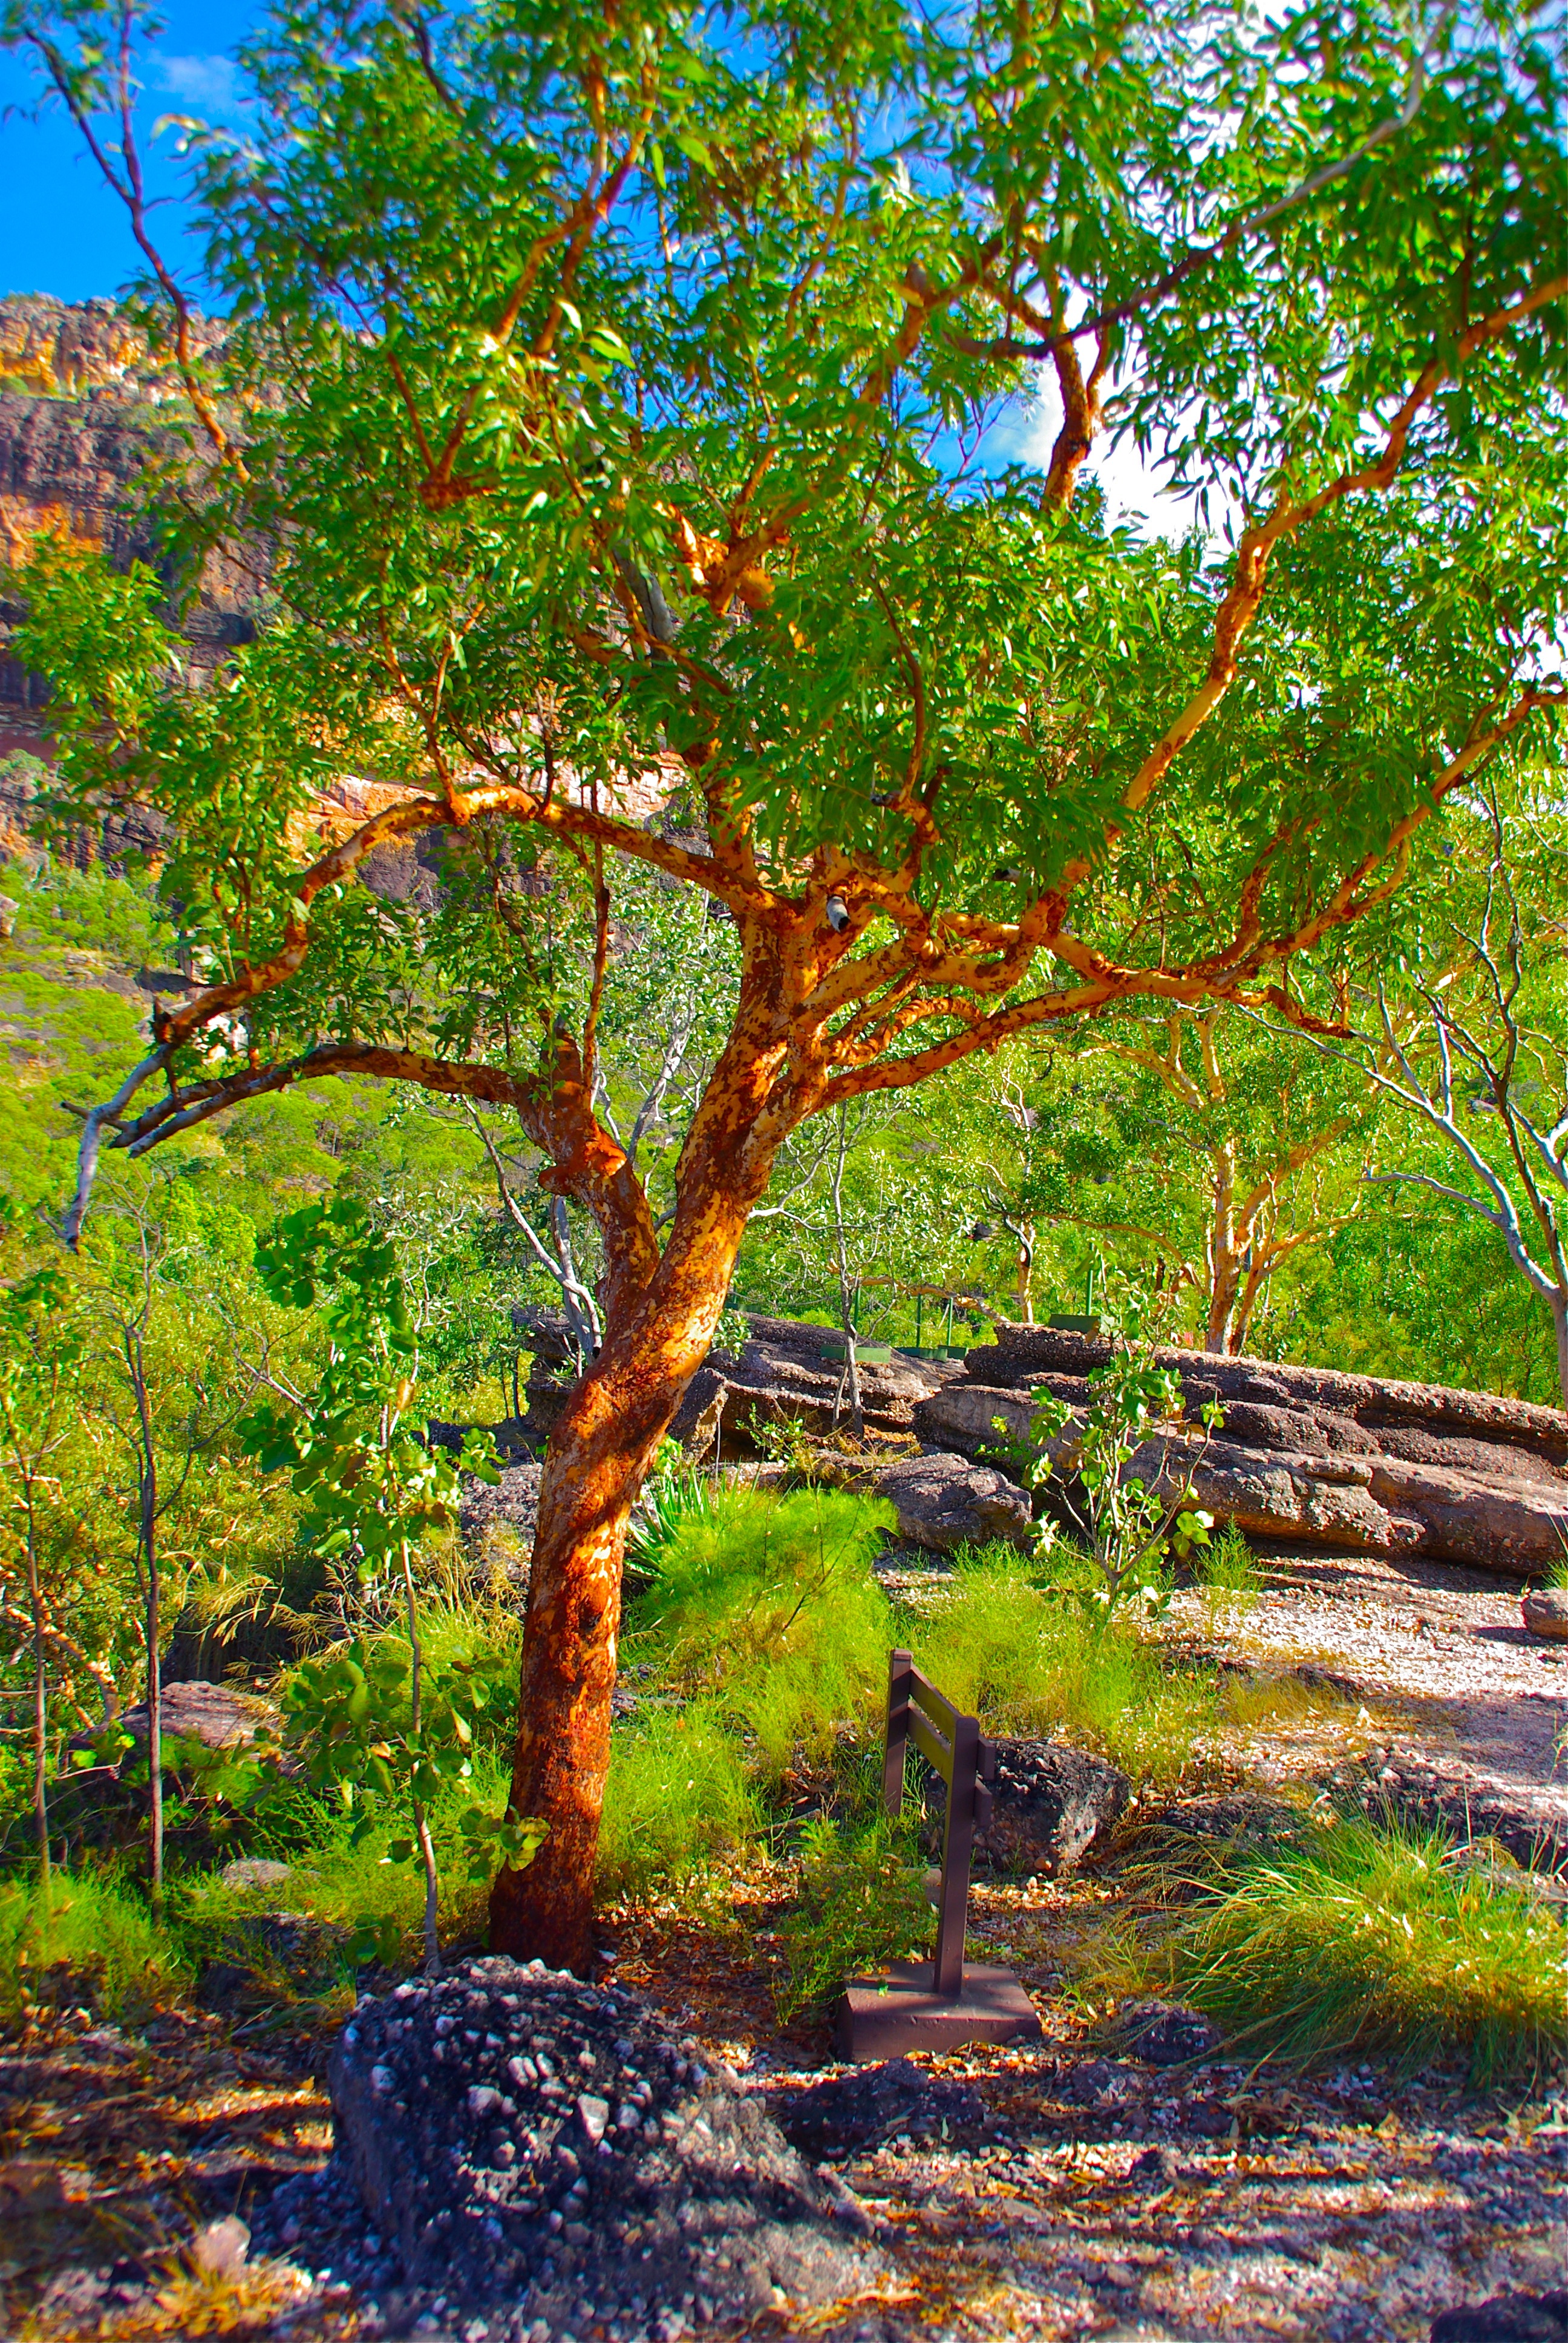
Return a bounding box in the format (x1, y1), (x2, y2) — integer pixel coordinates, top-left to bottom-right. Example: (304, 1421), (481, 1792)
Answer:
(1, 4), (257, 303)
(0, 10), (1191, 530)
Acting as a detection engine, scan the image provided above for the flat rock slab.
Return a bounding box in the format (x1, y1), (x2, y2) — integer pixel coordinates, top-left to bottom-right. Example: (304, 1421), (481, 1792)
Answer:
(310, 1955), (885, 2337)
(835, 1960), (1043, 2062)
(913, 1322), (1568, 1575)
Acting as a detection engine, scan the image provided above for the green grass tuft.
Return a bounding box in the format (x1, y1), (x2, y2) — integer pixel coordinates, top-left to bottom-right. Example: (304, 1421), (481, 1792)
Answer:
(0, 1866), (191, 2023)
(627, 1483), (897, 1787)
(1171, 1814), (1568, 2085)
(774, 1813), (933, 2020)
(909, 1544), (1209, 1784)
(1199, 1522), (1262, 1614)
(596, 1702), (762, 1898)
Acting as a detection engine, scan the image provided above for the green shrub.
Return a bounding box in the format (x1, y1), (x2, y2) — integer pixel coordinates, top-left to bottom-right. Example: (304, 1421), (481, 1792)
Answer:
(628, 1483), (896, 1784)
(626, 1438), (714, 1578)
(0, 1866), (189, 2022)
(774, 1814), (933, 2020)
(910, 1545), (1207, 1782)
(177, 1751), (521, 1978)
(596, 1702), (760, 1898)
(1200, 1522), (1261, 1613)
(1172, 1815), (1568, 2085)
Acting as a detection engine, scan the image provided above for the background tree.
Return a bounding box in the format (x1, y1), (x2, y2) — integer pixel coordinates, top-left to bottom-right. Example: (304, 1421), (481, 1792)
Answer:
(1328, 793), (1568, 1403)
(0, 1227), (82, 1897)
(9, 0), (1565, 1965)
(1021, 1006), (1380, 1353)
(82, 1196), (266, 1904)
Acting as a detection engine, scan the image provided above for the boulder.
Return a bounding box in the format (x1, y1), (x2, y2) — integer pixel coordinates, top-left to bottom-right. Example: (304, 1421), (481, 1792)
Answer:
(716, 1321), (952, 1447)
(1523, 1588), (1568, 1642)
(1365, 1457), (1568, 1575)
(910, 1381), (1042, 1460)
(815, 1449), (1033, 1552)
(1120, 2001), (1224, 2066)
(1186, 1443), (1420, 1553)
(57, 1681), (279, 1847)
(218, 1857), (291, 1892)
(924, 1738), (1131, 1875)
(62, 1680), (276, 1780)
(457, 1457), (543, 1552)
(776, 2059), (986, 2158)
(309, 1955), (886, 2335)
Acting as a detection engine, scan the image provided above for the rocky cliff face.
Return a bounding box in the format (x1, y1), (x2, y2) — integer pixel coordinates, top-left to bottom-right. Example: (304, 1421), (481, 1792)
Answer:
(0, 294), (259, 737)
(912, 1325), (1568, 1578)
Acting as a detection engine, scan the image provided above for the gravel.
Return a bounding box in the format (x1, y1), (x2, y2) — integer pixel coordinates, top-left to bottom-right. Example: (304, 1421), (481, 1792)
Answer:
(253, 1956), (885, 2342)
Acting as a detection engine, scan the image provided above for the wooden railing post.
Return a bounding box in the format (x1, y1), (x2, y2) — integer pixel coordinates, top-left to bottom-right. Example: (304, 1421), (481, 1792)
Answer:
(933, 1707), (977, 1997)
(883, 1648), (913, 1821)
(837, 1648), (1042, 2057)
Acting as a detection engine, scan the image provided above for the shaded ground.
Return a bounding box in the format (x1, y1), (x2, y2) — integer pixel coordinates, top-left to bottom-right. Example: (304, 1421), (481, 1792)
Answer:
(3, 1547), (1566, 2342)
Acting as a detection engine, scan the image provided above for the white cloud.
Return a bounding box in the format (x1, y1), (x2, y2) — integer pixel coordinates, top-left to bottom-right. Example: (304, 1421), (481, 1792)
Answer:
(997, 362), (1210, 542)
(155, 53), (241, 118)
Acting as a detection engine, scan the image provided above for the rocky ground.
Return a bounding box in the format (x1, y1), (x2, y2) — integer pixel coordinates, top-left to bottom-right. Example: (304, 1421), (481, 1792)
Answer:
(4, 1546), (1566, 2343)
(1161, 1544), (1568, 1867)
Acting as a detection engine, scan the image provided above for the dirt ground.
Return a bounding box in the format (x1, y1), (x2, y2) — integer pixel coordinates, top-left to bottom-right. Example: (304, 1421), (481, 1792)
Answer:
(3, 1548), (1565, 2343)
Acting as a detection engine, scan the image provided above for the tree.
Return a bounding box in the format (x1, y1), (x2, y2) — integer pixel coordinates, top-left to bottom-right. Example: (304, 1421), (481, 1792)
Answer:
(1022, 1006), (1380, 1352)
(9, 0), (1565, 1965)
(1332, 799), (1568, 1404)
(0, 1228), (82, 1897)
(240, 1196), (544, 1971)
(82, 1196), (260, 1904)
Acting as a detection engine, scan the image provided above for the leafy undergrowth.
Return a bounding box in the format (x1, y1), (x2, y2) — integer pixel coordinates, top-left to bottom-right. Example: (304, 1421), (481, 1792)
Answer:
(0, 1758), (515, 2033)
(773, 1812), (935, 2020)
(4, 1483), (1552, 2101)
(0, 1867), (191, 2028)
(600, 1482), (897, 1896)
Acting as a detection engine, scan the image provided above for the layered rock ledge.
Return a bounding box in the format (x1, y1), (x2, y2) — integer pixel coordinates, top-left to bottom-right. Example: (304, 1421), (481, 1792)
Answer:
(912, 1326), (1568, 1577)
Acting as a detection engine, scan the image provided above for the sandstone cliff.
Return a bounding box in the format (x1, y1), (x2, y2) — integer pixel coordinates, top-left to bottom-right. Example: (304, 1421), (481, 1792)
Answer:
(0, 294), (259, 741)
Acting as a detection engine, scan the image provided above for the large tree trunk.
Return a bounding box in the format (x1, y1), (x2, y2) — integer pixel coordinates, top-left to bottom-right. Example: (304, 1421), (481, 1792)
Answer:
(488, 1176), (757, 1970)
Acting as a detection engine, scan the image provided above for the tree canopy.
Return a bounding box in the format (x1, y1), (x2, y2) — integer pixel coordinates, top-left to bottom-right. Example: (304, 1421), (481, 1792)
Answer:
(13, 0), (1566, 1185)
(8, 0), (1566, 1961)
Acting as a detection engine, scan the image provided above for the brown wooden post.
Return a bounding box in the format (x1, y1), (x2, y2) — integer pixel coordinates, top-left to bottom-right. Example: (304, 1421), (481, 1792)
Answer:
(933, 1706), (978, 1997)
(883, 1648), (914, 1821)
(838, 1651), (1042, 2057)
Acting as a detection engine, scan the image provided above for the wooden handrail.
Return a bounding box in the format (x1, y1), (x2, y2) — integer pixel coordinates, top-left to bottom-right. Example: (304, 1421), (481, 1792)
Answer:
(882, 1648), (995, 1999)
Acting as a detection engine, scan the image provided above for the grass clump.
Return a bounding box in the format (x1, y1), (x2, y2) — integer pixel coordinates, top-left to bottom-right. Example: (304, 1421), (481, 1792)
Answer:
(774, 1814), (933, 2020)
(1171, 1815), (1568, 2085)
(627, 1483), (896, 1786)
(0, 1866), (191, 2023)
(910, 1545), (1209, 1784)
(1198, 1523), (1262, 1616)
(597, 1702), (761, 1899)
